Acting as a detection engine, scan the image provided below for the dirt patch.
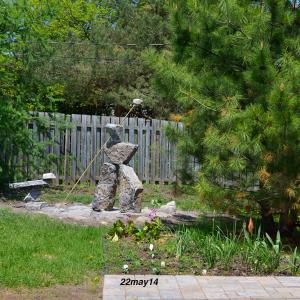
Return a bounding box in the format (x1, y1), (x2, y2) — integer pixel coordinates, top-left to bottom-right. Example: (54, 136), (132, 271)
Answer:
(0, 278), (103, 300)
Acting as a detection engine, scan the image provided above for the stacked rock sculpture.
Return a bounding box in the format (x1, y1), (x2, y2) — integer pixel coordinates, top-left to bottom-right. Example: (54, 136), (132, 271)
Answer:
(92, 123), (143, 213)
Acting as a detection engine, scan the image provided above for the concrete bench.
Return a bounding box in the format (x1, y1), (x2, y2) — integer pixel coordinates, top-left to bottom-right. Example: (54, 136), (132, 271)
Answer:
(9, 173), (56, 202)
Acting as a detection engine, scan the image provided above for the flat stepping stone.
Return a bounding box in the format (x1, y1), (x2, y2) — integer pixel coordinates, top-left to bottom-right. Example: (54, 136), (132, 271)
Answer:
(103, 275), (300, 299)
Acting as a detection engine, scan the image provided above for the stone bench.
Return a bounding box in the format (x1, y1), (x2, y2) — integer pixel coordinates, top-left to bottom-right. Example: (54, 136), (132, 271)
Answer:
(9, 173), (56, 202)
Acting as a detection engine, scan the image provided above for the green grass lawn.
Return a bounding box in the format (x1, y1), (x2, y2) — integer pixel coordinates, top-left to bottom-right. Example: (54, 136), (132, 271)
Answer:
(0, 209), (108, 288)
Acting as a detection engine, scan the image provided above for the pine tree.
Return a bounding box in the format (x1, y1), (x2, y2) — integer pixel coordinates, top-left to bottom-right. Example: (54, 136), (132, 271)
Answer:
(147, 0), (300, 236)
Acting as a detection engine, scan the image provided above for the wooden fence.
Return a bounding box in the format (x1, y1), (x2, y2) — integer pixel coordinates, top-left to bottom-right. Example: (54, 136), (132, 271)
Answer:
(21, 112), (200, 184)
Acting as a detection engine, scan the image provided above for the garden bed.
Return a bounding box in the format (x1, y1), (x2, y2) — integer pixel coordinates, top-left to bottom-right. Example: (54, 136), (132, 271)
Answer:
(104, 220), (300, 277)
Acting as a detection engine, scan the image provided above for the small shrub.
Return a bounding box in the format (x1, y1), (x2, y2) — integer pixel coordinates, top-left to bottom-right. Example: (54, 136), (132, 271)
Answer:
(107, 218), (165, 242)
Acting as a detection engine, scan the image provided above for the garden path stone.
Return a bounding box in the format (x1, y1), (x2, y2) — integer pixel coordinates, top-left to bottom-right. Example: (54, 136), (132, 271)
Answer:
(103, 275), (300, 300)
(25, 201), (49, 210)
(159, 201), (176, 214)
(17, 201), (202, 226)
(2, 199), (242, 227)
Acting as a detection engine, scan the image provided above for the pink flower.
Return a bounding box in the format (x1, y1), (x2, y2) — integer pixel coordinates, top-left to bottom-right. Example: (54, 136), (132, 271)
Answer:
(148, 208), (157, 221)
(125, 213), (132, 223)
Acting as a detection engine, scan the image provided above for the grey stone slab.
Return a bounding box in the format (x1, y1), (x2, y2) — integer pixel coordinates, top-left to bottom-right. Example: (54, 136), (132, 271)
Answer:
(221, 284), (244, 292)
(276, 278), (300, 287)
(138, 298), (160, 300)
(103, 296), (125, 300)
(9, 180), (48, 189)
(103, 275), (300, 300)
(105, 274), (133, 284)
(180, 287), (206, 299)
(119, 164), (143, 213)
(204, 292), (229, 299)
(104, 142), (138, 165)
(203, 288), (225, 294)
(158, 288), (183, 299)
(236, 290), (269, 297)
(24, 188), (42, 202)
(92, 163), (117, 211)
(175, 275), (199, 285)
(25, 201), (48, 210)
(103, 288), (125, 296)
(159, 201), (176, 214)
(240, 283), (264, 289)
(126, 286), (160, 298)
(155, 275), (178, 287)
(225, 291), (249, 299)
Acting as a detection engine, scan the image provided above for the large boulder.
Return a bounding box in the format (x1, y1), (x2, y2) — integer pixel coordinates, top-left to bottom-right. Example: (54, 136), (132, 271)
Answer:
(119, 164), (143, 213)
(92, 163), (117, 211)
(104, 142), (138, 165)
(159, 201), (176, 215)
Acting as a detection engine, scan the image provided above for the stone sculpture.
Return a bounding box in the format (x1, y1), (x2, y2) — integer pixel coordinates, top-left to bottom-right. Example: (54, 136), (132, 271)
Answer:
(93, 163), (118, 211)
(92, 123), (143, 212)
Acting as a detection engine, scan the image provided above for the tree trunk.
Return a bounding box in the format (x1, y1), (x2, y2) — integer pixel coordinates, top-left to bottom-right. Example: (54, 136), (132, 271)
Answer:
(260, 204), (277, 237)
(279, 209), (298, 237)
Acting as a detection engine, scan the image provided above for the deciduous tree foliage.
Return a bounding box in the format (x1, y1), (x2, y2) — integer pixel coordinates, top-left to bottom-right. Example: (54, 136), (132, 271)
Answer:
(147, 0), (300, 235)
(0, 0), (169, 185)
(15, 0), (170, 117)
(1, 0), (112, 184)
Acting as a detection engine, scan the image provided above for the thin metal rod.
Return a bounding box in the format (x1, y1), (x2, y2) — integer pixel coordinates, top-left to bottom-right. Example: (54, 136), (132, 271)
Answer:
(64, 105), (136, 202)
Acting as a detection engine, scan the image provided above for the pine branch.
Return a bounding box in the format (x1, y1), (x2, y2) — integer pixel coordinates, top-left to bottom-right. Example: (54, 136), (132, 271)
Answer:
(180, 89), (218, 111)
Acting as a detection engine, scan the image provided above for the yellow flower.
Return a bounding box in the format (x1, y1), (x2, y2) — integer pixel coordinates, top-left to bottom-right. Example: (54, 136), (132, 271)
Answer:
(263, 152), (274, 162)
(259, 167), (270, 184)
(286, 187), (296, 199)
(169, 113), (182, 122)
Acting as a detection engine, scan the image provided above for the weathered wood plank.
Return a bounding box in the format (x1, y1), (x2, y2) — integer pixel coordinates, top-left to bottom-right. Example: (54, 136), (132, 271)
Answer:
(128, 117), (136, 168)
(145, 119), (151, 183)
(7, 112), (186, 184)
(86, 115), (92, 182)
(53, 113), (61, 184)
(160, 120), (168, 183)
(101, 116), (110, 164)
(71, 114), (78, 182)
(63, 115), (71, 183)
(9, 180), (48, 189)
(91, 115), (97, 183)
(151, 119), (158, 183)
(81, 115), (87, 181)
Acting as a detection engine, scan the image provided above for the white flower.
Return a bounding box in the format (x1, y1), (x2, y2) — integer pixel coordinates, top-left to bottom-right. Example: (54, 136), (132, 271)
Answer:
(161, 261), (166, 268)
(149, 244), (154, 251)
(202, 269), (207, 275)
(123, 264), (129, 271)
(151, 253), (155, 258)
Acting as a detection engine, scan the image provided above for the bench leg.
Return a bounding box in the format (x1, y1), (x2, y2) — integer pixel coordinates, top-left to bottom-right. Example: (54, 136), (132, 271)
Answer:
(24, 188), (42, 202)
